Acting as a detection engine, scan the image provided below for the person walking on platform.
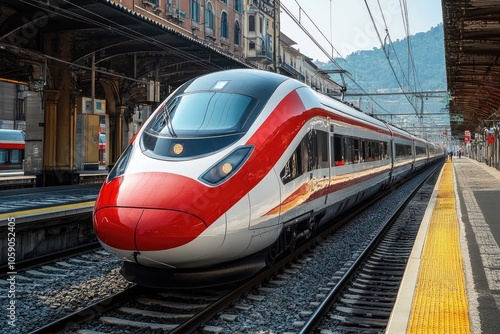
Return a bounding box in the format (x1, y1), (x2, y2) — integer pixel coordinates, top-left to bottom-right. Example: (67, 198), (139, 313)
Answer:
(449, 150), (454, 160)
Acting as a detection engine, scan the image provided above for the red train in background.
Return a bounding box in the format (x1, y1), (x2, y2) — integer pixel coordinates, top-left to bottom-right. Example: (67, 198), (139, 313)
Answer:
(93, 69), (444, 288)
(0, 129), (25, 170)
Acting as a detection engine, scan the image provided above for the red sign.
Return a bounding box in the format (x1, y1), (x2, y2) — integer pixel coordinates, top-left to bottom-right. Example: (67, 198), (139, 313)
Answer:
(487, 133), (495, 145)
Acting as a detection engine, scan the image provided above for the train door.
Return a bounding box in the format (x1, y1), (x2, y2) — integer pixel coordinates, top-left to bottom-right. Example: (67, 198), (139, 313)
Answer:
(324, 119), (335, 205)
(389, 139), (395, 183)
(314, 128), (330, 206)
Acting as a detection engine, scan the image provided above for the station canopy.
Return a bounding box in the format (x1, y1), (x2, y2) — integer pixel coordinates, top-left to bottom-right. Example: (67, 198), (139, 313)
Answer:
(0, 0), (246, 92)
(443, 0), (500, 135)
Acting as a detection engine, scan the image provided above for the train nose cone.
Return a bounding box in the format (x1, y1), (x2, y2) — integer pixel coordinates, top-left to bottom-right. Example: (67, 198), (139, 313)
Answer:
(94, 207), (142, 251)
(93, 207), (207, 251)
(135, 209), (207, 251)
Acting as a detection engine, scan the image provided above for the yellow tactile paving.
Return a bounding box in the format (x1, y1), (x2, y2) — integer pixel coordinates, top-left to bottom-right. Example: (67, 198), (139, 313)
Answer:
(407, 161), (470, 333)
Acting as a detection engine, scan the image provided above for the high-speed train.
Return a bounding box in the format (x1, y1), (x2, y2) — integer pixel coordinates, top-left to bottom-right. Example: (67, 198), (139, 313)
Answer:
(93, 69), (444, 287)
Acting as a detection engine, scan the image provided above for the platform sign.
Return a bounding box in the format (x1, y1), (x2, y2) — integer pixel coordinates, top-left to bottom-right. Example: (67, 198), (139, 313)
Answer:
(464, 130), (471, 143)
(487, 133), (495, 145)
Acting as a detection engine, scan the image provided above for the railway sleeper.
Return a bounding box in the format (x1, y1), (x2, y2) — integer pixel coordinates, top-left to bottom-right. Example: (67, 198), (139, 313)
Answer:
(347, 287), (398, 297)
(339, 297), (396, 309)
(330, 314), (389, 327)
(342, 293), (395, 303)
(335, 305), (392, 318)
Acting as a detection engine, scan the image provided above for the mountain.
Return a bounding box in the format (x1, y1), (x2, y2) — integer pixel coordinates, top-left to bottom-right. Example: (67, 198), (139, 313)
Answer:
(316, 24), (448, 134)
(319, 24), (446, 93)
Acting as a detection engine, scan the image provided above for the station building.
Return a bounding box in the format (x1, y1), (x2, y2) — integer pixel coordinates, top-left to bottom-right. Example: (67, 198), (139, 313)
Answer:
(0, 0), (339, 185)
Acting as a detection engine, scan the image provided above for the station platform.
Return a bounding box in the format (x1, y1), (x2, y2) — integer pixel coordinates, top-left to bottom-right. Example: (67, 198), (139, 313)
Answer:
(0, 168), (106, 221)
(387, 157), (500, 334)
(0, 168), (107, 189)
(0, 183), (101, 223)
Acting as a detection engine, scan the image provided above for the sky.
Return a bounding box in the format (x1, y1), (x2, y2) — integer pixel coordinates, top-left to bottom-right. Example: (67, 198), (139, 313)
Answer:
(279, 0), (444, 61)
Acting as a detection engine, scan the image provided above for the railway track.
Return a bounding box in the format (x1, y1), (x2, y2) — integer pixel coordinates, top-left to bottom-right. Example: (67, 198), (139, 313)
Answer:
(25, 162), (442, 333)
(0, 242), (102, 275)
(298, 161), (440, 333)
(0, 248), (128, 334)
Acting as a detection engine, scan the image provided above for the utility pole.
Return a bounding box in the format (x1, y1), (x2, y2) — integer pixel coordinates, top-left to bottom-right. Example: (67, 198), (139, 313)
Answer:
(273, 0), (280, 73)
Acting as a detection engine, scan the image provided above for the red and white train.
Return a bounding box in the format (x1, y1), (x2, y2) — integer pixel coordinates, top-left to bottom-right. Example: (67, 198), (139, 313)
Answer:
(0, 129), (25, 170)
(93, 69), (444, 287)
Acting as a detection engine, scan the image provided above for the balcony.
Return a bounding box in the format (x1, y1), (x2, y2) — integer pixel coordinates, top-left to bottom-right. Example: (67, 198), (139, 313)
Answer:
(166, 4), (186, 22)
(279, 62), (305, 81)
(142, 0), (162, 14)
(247, 48), (273, 64)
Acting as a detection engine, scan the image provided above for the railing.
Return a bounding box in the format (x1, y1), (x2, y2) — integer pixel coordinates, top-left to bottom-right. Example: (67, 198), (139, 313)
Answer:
(280, 62), (305, 81)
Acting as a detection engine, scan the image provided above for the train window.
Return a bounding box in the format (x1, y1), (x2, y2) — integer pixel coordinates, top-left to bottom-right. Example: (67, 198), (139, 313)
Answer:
(281, 149), (300, 184)
(281, 130), (312, 184)
(353, 139), (360, 164)
(416, 145), (427, 156)
(395, 143), (412, 157)
(333, 135), (344, 166)
(317, 130), (329, 169)
(281, 130), (328, 184)
(361, 140), (367, 162)
(10, 150), (21, 163)
(344, 137), (354, 164)
(383, 142), (388, 159)
(0, 149), (6, 163)
(374, 141), (380, 160)
(142, 92), (257, 159)
(302, 132), (313, 172)
(148, 92), (256, 136)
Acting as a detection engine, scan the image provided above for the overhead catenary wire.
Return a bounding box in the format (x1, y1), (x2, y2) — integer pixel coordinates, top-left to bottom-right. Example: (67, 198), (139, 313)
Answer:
(278, 0), (392, 115)
(372, 0), (435, 131)
(375, 0), (412, 91)
(362, 0), (419, 115)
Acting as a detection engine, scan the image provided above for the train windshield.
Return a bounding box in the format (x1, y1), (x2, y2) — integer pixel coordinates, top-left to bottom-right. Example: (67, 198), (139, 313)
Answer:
(141, 91), (257, 159)
(149, 92), (256, 136)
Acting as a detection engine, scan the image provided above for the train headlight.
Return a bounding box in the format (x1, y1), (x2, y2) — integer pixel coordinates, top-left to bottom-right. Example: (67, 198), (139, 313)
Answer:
(200, 146), (253, 185)
(221, 162), (233, 174)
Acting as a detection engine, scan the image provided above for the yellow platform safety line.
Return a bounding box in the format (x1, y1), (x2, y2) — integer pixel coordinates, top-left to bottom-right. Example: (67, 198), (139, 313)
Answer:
(407, 161), (470, 333)
(0, 201), (96, 220)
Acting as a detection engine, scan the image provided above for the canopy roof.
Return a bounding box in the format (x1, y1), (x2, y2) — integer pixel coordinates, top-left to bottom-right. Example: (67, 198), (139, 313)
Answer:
(442, 0), (500, 134)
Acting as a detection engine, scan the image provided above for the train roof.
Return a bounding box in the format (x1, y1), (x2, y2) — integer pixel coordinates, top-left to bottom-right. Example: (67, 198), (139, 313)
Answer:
(315, 92), (427, 142)
(0, 129), (25, 142)
(180, 69), (289, 98)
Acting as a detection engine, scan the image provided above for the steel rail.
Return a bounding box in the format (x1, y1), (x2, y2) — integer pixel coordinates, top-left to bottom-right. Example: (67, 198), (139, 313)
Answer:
(298, 161), (442, 333)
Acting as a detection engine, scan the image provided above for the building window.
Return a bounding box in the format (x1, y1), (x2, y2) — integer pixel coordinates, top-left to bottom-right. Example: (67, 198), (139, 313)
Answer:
(16, 98), (25, 121)
(220, 0), (228, 5)
(205, 2), (214, 29)
(191, 0), (200, 22)
(234, 0), (242, 12)
(234, 20), (241, 45)
(249, 41), (255, 49)
(221, 11), (229, 38)
(249, 15), (255, 32)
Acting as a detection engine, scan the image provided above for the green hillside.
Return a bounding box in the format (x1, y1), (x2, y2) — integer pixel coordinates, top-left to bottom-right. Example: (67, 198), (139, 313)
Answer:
(317, 24), (448, 136)
(321, 24), (446, 92)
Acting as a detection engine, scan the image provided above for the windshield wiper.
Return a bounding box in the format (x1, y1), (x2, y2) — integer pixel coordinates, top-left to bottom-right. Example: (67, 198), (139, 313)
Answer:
(162, 101), (177, 138)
